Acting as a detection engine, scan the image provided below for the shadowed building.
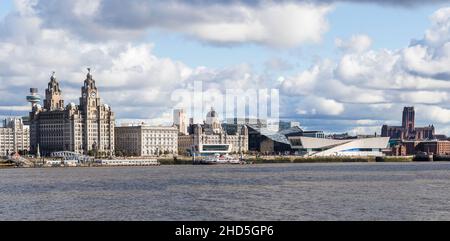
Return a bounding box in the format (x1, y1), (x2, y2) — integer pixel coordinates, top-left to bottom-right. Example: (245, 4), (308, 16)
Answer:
(400, 140), (450, 156)
(381, 107), (434, 140)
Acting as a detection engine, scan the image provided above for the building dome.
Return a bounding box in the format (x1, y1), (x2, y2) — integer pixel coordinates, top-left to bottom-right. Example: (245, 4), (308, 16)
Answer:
(206, 108), (217, 118)
(205, 107), (222, 134)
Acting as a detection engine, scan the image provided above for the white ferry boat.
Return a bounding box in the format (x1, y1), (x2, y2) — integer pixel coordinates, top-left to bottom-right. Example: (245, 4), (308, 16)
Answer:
(194, 154), (244, 165)
(98, 159), (160, 166)
(64, 160), (79, 167)
(44, 160), (62, 167)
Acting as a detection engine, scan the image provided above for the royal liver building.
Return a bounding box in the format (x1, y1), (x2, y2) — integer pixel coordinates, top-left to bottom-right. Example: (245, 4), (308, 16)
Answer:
(29, 69), (115, 156)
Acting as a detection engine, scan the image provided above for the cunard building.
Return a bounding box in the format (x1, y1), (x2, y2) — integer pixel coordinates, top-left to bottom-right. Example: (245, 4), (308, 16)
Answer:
(29, 69), (115, 156)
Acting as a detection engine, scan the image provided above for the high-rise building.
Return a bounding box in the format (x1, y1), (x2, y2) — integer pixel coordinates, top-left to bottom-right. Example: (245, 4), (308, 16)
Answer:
(173, 108), (188, 135)
(0, 118), (30, 156)
(381, 106), (434, 140)
(29, 69), (115, 156)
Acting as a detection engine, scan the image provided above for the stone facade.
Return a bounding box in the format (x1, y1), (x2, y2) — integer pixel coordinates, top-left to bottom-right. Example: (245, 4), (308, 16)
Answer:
(115, 125), (178, 156)
(0, 118), (30, 156)
(178, 108), (248, 155)
(29, 70), (115, 156)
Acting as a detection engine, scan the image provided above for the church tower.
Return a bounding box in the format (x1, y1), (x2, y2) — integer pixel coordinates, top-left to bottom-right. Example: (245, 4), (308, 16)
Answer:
(44, 72), (64, 111)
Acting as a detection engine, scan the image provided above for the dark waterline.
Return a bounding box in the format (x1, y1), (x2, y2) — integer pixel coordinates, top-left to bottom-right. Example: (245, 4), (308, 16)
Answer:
(1, 162), (450, 220)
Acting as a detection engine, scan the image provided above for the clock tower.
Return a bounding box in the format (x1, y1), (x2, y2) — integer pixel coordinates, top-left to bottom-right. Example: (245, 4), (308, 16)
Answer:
(80, 68), (99, 109)
(79, 68), (114, 155)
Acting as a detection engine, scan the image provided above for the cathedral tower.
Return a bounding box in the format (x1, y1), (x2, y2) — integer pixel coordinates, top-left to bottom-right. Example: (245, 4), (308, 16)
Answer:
(402, 106), (415, 131)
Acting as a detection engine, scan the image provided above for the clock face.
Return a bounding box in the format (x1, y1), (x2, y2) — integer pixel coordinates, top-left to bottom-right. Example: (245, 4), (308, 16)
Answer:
(82, 93), (87, 98)
(91, 92), (96, 98)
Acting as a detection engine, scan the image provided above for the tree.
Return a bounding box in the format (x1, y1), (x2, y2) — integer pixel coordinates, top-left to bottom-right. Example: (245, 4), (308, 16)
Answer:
(115, 149), (123, 157)
(87, 150), (95, 157)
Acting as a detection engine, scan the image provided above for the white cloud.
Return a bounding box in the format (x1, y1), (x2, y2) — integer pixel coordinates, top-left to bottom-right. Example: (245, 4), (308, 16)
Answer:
(296, 96), (345, 116)
(417, 105), (450, 124)
(335, 34), (372, 53)
(281, 64), (322, 95)
(31, 0), (332, 48)
(0, 2), (269, 122)
(278, 6), (450, 135)
(3, 1), (450, 135)
(400, 8), (450, 79)
(186, 3), (331, 48)
(355, 119), (379, 125)
(425, 7), (450, 46)
(399, 91), (449, 104)
(72, 0), (101, 18)
(347, 126), (380, 136)
(0, 105), (30, 111)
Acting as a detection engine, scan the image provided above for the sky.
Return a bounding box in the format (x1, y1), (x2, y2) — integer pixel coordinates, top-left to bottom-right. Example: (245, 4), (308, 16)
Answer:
(1, 0), (450, 135)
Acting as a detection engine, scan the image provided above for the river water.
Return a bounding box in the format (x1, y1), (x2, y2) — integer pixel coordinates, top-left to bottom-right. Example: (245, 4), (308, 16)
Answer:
(1, 162), (450, 220)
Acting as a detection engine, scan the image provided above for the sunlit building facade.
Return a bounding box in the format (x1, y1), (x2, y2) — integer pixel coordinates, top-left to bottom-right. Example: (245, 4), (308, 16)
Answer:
(29, 70), (115, 156)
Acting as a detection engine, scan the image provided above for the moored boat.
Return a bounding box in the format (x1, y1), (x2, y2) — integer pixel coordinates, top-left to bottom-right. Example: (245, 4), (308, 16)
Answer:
(193, 153), (245, 165)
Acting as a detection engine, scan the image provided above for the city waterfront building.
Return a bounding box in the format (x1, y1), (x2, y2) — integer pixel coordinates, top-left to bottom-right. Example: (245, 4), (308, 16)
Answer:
(381, 107), (435, 140)
(178, 108), (248, 156)
(279, 121), (300, 131)
(289, 136), (390, 157)
(301, 130), (326, 138)
(0, 118), (30, 156)
(115, 124), (178, 156)
(223, 117), (267, 135)
(247, 126), (325, 154)
(394, 140), (450, 156)
(173, 108), (188, 135)
(28, 70), (115, 156)
(247, 126), (302, 154)
(226, 117), (268, 126)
